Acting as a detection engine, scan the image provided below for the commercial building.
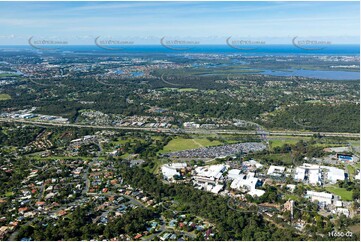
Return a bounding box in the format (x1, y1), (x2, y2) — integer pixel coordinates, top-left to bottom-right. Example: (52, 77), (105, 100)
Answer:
(230, 172), (265, 197)
(321, 166), (345, 184)
(193, 164), (226, 184)
(161, 163), (187, 181)
(306, 190), (334, 205)
(294, 163), (321, 185)
(267, 166), (286, 177)
(227, 169), (243, 180)
(295, 163), (345, 185)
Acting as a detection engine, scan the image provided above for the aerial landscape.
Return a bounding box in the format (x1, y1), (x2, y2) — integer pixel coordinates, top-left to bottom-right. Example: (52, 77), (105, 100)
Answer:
(0, 1), (360, 241)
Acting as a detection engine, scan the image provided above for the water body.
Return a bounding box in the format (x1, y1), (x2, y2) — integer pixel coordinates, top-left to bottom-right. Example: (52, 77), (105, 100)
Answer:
(0, 45), (359, 56)
(131, 71), (144, 77)
(260, 69), (360, 80)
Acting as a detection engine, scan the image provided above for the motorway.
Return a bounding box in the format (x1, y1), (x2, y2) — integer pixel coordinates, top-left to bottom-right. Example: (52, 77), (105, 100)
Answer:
(0, 118), (359, 138)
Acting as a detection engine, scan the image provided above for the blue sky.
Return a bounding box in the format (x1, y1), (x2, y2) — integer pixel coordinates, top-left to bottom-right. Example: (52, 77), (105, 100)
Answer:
(0, 1), (359, 45)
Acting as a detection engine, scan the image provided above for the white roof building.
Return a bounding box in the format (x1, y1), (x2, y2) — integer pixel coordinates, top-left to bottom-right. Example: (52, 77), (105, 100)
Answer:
(308, 169), (321, 185)
(336, 208), (350, 217)
(194, 164), (226, 181)
(306, 190), (333, 205)
(334, 200), (343, 207)
(227, 169), (243, 180)
(321, 166), (345, 184)
(161, 163), (187, 181)
(286, 184), (296, 193)
(248, 189), (265, 197)
(295, 167), (306, 181)
(168, 163), (187, 169)
(267, 166), (286, 176)
(295, 163), (321, 185)
(161, 166), (180, 180)
(243, 159), (263, 169)
(211, 184), (224, 194)
(230, 173), (264, 197)
(327, 147), (350, 153)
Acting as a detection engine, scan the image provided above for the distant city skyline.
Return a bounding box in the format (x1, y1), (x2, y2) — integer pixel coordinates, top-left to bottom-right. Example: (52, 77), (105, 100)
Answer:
(0, 1), (359, 45)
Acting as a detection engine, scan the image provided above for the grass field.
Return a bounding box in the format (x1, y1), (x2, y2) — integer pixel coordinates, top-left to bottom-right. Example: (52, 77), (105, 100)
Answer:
(0, 73), (18, 77)
(348, 139), (360, 146)
(160, 137), (222, 154)
(4, 191), (14, 197)
(160, 87), (198, 92)
(325, 186), (353, 201)
(284, 194), (301, 201)
(347, 165), (357, 180)
(109, 137), (143, 147)
(349, 224), (360, 236)
(268, 136), (312, 148)
(0, 93), (11, 101)
(178, 88), (198, 92)
(264, 153), (293, 164)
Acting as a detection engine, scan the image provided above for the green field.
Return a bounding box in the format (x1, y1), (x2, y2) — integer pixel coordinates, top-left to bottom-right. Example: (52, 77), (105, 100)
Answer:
(4, 191), (14, 197)
(160, 137), (222, 153)
(349, 223), (360, 236)
(284, 194), (301, 201)
(268, 135), (313, 149)
(347, 165), (357, 180)
(0, 73), (18, 77)
(160, 87), (198, 92)
(0, 93), (11, 101)
(178, 88), (198, 92)
(325, 186), (353, 201)
(264, 153), (293, 164)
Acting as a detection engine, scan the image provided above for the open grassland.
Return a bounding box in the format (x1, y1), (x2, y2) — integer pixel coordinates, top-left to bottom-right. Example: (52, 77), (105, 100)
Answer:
(0, 93), (11, 100)
(346, 164), (358, 181)
(269, 136), (306, 149)
(325, 186), (353, 201)
(349, 224), (360, 237)
(0, 73), (18, 77)
(160, 137), (222, 154)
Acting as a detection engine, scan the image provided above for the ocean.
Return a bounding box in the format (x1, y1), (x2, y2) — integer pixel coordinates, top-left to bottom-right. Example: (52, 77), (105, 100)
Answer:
(0, 44), (359, 56)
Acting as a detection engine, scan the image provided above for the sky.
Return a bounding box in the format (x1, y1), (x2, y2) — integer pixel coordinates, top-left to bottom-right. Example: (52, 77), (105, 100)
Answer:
(0, 1), (359, 45)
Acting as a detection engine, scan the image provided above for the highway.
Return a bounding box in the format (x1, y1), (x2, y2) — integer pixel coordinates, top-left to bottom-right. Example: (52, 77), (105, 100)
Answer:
(0, 118), (359, 138)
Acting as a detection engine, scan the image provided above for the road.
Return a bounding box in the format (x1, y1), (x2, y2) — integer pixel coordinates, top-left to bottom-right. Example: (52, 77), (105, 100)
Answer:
(0, 118), (359, 138)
